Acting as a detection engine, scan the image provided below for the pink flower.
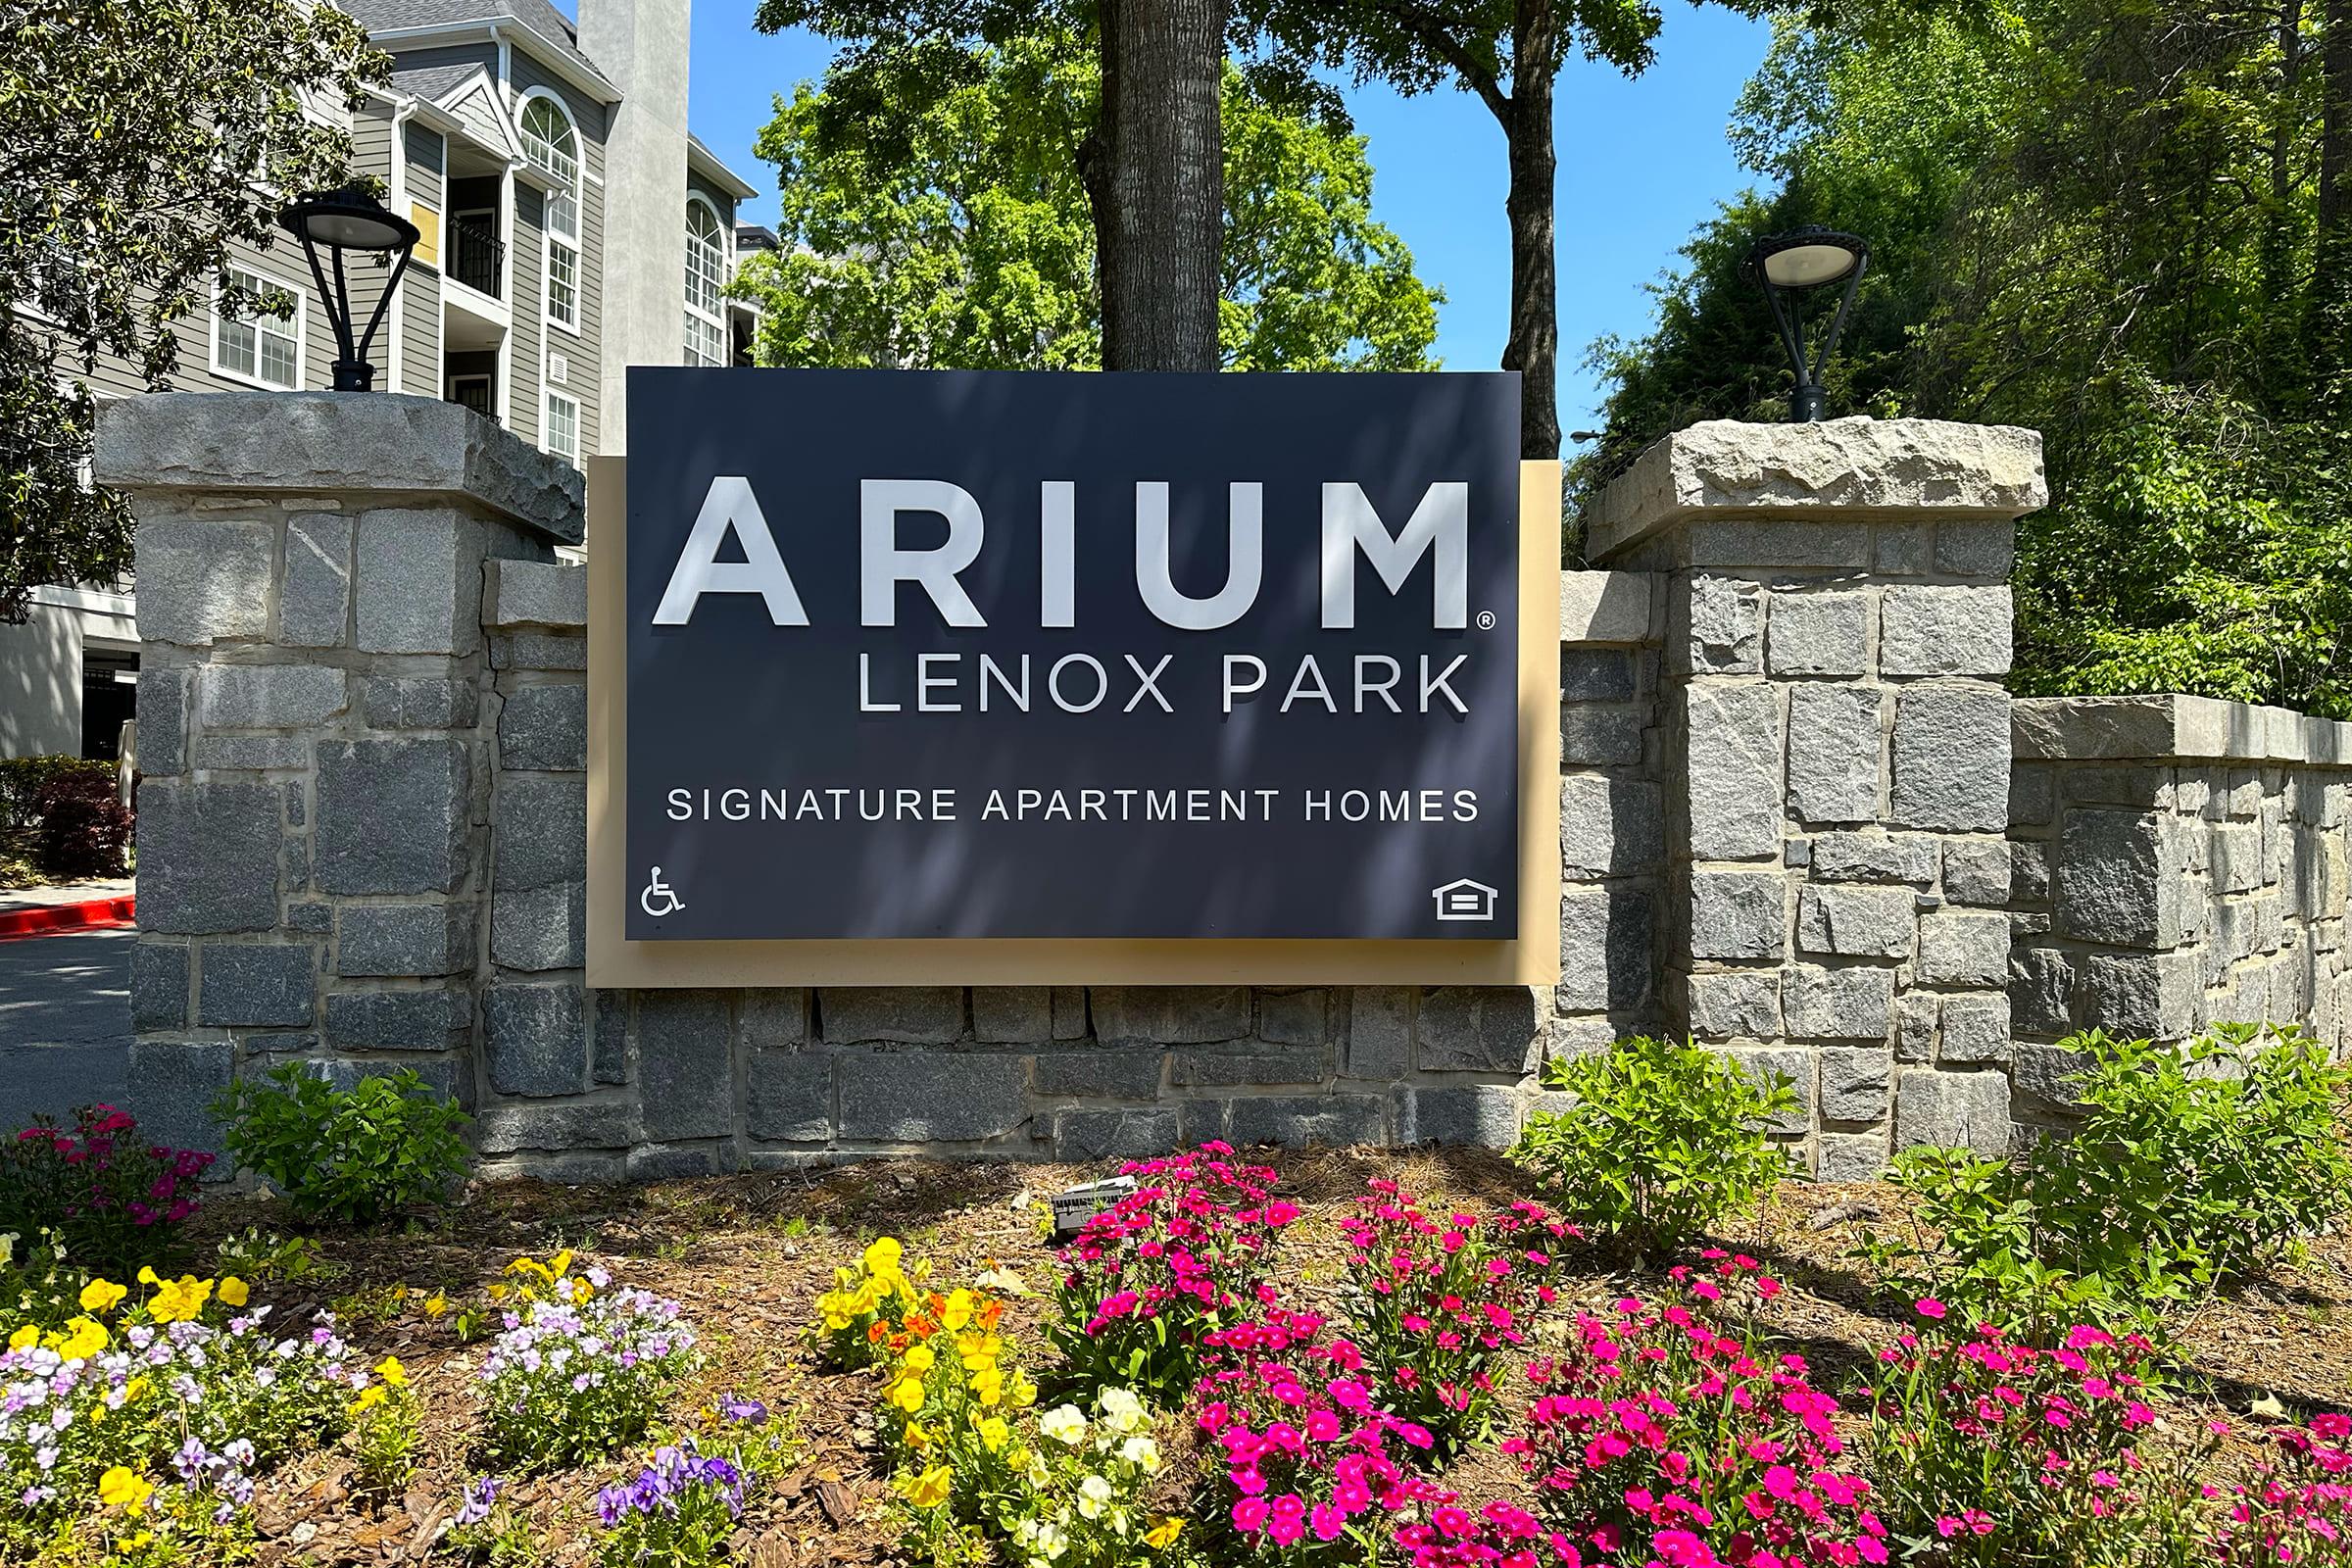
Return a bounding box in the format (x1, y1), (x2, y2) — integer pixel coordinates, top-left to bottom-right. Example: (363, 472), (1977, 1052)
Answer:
(1915, 1299), (1947, 1321)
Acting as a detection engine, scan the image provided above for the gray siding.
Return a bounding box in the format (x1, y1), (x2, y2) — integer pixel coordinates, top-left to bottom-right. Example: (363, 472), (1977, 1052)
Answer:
(512, 180), (544, 444)
(403, 122), (447, 210)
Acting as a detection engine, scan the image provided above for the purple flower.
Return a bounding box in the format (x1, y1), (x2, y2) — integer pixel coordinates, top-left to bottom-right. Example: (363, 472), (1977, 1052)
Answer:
(719, 1395), (768, 1426)
(457, 1476), (504, 1527)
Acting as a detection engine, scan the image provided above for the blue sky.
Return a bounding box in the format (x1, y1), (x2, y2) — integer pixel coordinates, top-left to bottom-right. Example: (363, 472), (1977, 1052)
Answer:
(652, 0), (1779, 434)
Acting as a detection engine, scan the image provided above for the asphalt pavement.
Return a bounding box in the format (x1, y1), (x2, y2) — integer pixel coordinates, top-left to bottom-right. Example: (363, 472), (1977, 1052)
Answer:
(0, 926), (133, 1121)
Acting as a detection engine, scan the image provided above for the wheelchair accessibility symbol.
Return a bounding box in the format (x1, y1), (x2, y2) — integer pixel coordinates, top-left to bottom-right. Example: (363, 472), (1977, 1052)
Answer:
(640, 866), (685, 918)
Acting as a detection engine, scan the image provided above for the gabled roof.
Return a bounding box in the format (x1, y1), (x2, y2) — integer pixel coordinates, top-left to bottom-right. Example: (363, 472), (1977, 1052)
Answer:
(337, 0), (616, 101)
(687, 132), (760, 202)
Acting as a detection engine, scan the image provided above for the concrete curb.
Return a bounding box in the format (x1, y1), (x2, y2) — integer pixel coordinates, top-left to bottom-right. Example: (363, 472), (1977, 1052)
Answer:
(0, 897), (136, 941)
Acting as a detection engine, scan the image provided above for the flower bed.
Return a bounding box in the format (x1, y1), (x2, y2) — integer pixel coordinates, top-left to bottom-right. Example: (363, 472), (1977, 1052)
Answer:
(3, 1142), (2349, 1567)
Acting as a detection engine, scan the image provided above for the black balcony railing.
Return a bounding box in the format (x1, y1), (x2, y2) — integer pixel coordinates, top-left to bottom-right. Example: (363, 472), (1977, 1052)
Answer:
(448, 216), (504, 298)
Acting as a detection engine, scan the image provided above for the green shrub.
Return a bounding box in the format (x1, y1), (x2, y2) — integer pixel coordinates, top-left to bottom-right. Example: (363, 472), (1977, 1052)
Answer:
(1859, 1023), (2352, 1335)
(1511, 1035), (1798, 1253)
(213, 1065), (470, 1224)
(0, 754), (111, 830)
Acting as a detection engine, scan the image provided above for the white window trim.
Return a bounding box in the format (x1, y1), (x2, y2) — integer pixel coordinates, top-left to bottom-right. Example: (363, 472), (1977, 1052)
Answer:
(518, 86), (583, 339)
(209, 264), (307, 391)
(542, 387), (580, 465)
(684, 189), (729, 367)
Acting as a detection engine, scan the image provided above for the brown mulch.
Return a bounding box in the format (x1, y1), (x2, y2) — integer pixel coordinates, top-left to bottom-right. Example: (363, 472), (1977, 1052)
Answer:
(155, 1148), (2352, 1566)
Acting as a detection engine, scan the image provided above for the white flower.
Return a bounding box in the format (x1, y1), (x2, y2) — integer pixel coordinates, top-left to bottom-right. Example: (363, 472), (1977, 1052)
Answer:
(0, 1232), (15, 1266)
(1076, 1474), (1113, 1519)
(1120, 1436), (1161, 1473)
(1097, 1387), (1146, 1435)
(1039, 1404), (1088, 1446)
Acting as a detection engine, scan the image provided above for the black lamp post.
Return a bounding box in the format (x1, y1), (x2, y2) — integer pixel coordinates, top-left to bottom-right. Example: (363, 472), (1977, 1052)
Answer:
(1744, 226), (1869, 423)
(277, 186), (420, 392)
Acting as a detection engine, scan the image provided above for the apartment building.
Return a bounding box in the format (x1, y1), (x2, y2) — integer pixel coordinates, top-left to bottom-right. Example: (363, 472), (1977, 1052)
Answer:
(0, 0), (759, 760)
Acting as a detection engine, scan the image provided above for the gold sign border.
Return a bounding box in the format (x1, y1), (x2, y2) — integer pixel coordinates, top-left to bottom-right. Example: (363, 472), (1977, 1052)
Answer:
(586, 456), (1562, 986)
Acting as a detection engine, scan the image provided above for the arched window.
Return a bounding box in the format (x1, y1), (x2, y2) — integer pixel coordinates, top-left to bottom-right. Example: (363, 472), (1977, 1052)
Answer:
(684, 197), (727, 367)
(520, 94), (581, 332)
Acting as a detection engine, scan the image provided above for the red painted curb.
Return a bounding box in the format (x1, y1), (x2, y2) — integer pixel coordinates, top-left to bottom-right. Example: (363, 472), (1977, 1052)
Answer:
(0, 897), (136, 940)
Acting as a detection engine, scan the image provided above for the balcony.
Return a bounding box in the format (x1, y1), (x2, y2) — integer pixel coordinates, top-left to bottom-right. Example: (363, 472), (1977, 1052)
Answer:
(447, 216), (504, 299)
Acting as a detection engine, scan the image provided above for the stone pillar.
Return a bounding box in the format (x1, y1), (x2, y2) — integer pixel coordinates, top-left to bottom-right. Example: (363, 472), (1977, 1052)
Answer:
(1585, 418), (2044, 1177)
(95, 392), (582, 1157)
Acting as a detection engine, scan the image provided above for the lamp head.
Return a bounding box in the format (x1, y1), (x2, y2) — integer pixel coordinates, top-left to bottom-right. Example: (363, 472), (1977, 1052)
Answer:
(1745, 225), (1870, 423)
(276, 186), (420, 392)
(278, 186), (419, 255)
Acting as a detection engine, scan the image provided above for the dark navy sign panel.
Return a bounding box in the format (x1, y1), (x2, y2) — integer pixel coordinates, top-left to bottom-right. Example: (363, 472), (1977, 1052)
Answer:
(624, 368), (1521, 941)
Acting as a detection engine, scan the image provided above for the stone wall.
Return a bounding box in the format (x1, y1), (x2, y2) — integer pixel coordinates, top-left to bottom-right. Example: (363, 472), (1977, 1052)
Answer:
(90, 391), (1672, 1176)
(83, 391), (2352, 1180)
(2007, 694), (2352, 1118)
(467, 569), (1669, 1180)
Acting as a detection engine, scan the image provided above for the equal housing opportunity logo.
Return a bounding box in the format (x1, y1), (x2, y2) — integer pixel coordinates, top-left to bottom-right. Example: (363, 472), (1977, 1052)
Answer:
(622, 368), (1523, 942)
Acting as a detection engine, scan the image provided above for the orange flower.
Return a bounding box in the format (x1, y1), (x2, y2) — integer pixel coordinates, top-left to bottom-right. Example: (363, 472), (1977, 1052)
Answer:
(904, 1313), (937, 1340)
(867, 1321), (890, 1345)
(977, 1300), (1004, 1331)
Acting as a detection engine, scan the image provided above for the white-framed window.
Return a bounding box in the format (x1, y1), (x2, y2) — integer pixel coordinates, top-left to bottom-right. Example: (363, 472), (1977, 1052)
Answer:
(210, 265), (303, 390)
(520, 93), (581, 334)
(684, 195), (728, 367)
(543, 388), (579, 465)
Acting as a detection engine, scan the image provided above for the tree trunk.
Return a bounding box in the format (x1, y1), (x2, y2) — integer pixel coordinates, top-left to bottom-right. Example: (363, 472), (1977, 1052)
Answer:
(2318, 0), (2352, 396)
(1500, 0), (1559, 458)
(2326, 0), (2350, 237)
(1084, 0), (1224, 370)
(2265, 0), (2303, 392)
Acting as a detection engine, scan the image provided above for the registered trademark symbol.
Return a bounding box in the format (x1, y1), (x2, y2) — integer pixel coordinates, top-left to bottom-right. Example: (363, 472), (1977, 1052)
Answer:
(1475, 610), (1497, 630)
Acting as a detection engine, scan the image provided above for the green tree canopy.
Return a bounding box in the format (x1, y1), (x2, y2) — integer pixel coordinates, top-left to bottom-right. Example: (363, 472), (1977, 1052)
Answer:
(1579, 0), (2352, 716)
(1, 0), (381, 621)
(735, 35), (1444, 370)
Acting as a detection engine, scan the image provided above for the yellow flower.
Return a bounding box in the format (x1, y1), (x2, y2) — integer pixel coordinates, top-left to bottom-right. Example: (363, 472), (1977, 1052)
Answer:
(905, 1419), (936, 1449)
(79, 1278), (127, 1313)
(900, 1344), (936, 1375)
(51, 1317), (107, 1360)
(904, 1465), (953, 1509)
(568, 1276), (595, 1305)
(217, 1276), (249, 1308)
(970, 1364), (1004, 1407)
(423, 1292), (448, 1319)
(374, 1354), (408, 1388)
(136, 1267), (160, 1287)
(148, 1275), (213, 1325)
(887, 1375), (926, 1414)
(8, 1324), (37, 1352)
(123, 1375), (151, 1403)
(351, 1384), (388, 1413)
(861, 1237), (904, 1279)
(1144, 1519), (1185, 1549)
(957, 1333), (1001, 1370)
(98, 1467), (153, 1512)
(939, 1290), (974, 1333)
(976, 1415), (1010, 1452)
(1005, 1369), (1037, 1408)
(122, 1532), (155, 1551)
